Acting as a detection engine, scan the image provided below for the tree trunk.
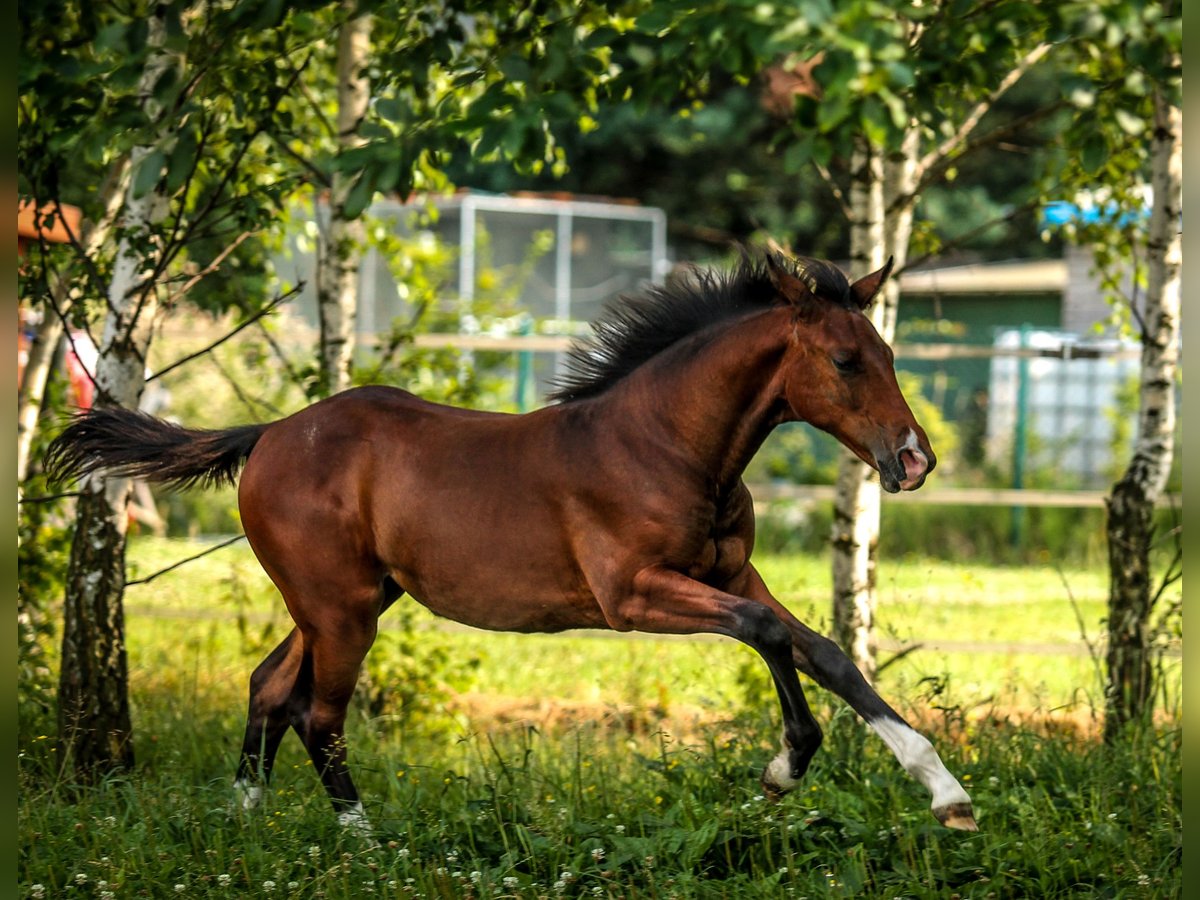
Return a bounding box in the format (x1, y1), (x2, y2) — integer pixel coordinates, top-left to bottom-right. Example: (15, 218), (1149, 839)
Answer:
(57, 15), (173, 777)
(1103, 87), (1181, 742)
(316, 1), (371, 397)
(16, 312), (65, 485)
(831, 128), (918, 681)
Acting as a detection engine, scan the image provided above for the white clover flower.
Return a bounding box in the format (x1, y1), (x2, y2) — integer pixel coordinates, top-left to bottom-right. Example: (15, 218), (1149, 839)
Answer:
(75, 874), (88, 885)
(591, 847), (605, 861)
(288, 882), (299, 891)
(309, 845), (321, 859)
(174, 885), (186, 893)
(263, 880), (276, 893)
(1138, 875), (1152, 886)
(503, 876), (519, 888)
(100, 893), (115, 900)
(30, 886), (45, 900)
(217, 874), (232, 887)
(397, 848), (411, 859)
(614, 825), (625, 834)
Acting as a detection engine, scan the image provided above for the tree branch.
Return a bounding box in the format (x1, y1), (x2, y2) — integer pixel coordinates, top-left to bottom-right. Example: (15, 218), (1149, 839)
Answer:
(916, 42), (1052, 178)
(162, 230), (253, 305)
(254, 319), (305, 386)
(814, 160), (854, 222)
(126, 534), (247, 586)
(146, 284), (302, 382)
(207, 352), (285, 418)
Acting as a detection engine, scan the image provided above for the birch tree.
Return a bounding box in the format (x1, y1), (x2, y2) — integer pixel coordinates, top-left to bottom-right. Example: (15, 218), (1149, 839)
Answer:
(21, 0), (325, 773)
(55, 10), (177, 772)
(794, 5), (1054, 678)
(1043, 0), (1183, 737)
(1103, 83), (1180, 739)
(316, 1), (372, 397)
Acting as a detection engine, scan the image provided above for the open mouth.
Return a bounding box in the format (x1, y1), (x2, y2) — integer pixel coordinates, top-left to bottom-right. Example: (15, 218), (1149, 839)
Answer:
(897, 446), (929, 491)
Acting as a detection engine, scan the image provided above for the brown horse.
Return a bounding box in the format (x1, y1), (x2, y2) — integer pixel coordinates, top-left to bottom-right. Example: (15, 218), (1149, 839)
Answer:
(47, 252), (976, 833)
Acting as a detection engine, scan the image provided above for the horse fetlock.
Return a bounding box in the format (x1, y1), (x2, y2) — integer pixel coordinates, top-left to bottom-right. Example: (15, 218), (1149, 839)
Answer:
(761, 747), (808, 799)
(336, 802), (374, 838)
(233, 778), (263, 811)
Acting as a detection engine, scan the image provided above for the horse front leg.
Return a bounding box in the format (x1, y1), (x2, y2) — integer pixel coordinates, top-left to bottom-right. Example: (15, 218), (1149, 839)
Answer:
(605, 567), (823, 797)
(733, 564), (977, 830)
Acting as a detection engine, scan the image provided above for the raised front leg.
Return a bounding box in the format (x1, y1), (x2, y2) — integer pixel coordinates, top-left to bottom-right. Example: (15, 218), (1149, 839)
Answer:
(733, 564), (977, 830)
(602, 567), (823, 797)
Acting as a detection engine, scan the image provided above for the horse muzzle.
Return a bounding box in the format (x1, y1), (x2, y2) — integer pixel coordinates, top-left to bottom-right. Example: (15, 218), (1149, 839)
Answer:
(876, 432), (935, 493)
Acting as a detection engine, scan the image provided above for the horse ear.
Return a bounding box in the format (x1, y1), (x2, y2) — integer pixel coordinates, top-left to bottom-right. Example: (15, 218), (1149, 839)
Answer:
(849, 256), (894, 309)
(766, 254), (815, 307)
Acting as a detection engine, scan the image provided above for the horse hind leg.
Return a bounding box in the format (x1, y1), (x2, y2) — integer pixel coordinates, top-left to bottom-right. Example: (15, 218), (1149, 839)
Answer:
(234, 628), (304, 809)
(289, 604), (381, 834)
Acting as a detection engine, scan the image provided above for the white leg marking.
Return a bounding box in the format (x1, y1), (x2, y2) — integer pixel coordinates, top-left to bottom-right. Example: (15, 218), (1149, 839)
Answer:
(337, 802), (373, 835)
(233, 778), (262, 811)
(869, 718), (971, 810)
(764, 751), (799, 791)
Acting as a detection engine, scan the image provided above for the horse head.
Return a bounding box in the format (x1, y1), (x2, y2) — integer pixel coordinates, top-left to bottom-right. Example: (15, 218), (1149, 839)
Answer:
(768, 255), (936, 493)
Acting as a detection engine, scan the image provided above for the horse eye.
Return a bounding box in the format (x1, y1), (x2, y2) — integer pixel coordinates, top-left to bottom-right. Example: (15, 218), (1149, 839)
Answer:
(832, 354), (860, 374)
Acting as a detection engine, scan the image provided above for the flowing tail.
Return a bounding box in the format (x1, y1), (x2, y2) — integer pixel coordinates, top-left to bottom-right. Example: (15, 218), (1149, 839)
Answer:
(45, 407), (269, 491)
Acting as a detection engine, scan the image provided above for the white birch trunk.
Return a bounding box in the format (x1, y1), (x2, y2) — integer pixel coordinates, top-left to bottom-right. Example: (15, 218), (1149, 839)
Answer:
(831, 127), (919, 681)
(316, 1), (371, 397)
(1103, 87), (1181, 740)
(58, 16), (175, 774)
(831, 137), (886, 680)
(17, 313), (64, 485)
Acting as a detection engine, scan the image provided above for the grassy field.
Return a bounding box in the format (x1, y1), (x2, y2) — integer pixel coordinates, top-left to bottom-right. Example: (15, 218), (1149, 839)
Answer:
(18, 538), (1182, 898)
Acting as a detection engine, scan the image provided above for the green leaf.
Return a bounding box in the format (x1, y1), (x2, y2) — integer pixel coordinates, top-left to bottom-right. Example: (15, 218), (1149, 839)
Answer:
(164, 130), (198, 194)
(375, 97), (407, 123)
(1080, 132), (1108, 174)
(341, 172), (375, 220)
(782, 137), (813, 174)
(94, 22), (128, 53)
(131, 148), (166, 199)
(499, 53), (532, 84)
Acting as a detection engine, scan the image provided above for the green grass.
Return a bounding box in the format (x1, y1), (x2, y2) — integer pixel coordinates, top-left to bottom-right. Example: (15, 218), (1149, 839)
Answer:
(19, 538), (1182, 898)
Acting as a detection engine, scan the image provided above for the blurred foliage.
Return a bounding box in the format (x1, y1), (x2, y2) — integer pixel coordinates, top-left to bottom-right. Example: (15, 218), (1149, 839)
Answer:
(17, 374), (73, 728)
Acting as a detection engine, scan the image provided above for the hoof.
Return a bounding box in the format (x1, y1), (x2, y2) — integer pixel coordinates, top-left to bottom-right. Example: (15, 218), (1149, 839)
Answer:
(760, 776), (786, 802)
(933, 802), (978, 831)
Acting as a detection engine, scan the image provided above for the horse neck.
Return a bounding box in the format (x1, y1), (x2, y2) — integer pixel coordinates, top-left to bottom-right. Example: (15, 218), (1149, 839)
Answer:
(610, 309), (793, 491)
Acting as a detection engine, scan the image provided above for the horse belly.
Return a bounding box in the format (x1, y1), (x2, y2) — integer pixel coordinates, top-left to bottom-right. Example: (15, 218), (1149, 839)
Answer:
(380, 497), (606, 634)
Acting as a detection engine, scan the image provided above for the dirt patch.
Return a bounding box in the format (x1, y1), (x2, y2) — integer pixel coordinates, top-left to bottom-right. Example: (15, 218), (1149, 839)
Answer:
(444, 690), (1176, 743)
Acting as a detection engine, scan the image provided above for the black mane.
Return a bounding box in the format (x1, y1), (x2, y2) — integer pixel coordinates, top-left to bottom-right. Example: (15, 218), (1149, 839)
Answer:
(548, 251), (854, 403)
